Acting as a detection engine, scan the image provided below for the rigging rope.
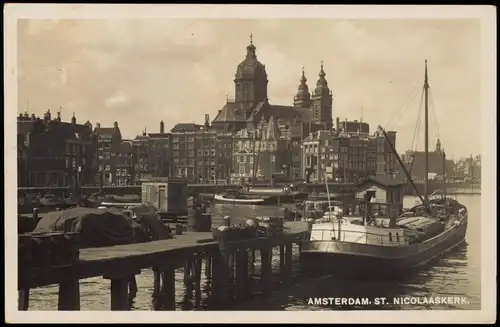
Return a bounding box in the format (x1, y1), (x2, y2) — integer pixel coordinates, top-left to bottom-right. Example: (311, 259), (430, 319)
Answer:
(428, 104), (435, 149)
(411, 88), (425, 153)
(407, 88), (425, 176)
(429, 88), (441, 142)
(384, 86), (419, 131)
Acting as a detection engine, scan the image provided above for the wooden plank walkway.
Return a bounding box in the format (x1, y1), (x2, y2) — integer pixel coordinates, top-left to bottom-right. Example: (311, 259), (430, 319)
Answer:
(19, 221), (309, 290)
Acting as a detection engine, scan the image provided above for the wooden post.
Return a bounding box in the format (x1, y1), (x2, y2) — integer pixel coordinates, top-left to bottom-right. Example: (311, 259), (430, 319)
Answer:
(229, 253), (235, 281)
(193, 257), (202, 307)
(279, 245), (285, 276)
(224, 216), (231, 227)
(153, 270), (161, 297)
(285, 243), (293, 276)
(249, 250), (256, 276)
(161, 266), (176, 310)
(205, 256), (212, 280)
(108, 277), (129, 311)
(128, 275), (138, 302)
(184, 259), (193, 287)
(58, 278), (80, 310)
(260, 249), (272, 295)
(210, 251), (230, 309)
(18, 289), (30, 311)
(234, 249), (249, 303)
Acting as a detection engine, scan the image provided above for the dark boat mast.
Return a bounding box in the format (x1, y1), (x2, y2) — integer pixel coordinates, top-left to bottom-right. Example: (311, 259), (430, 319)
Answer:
(376, 59), (433, 214)
(442, 149), (447, 200)
(378, 127), (427, 211)
(423, 59), (430, 208)
(252, 122), (265, 187)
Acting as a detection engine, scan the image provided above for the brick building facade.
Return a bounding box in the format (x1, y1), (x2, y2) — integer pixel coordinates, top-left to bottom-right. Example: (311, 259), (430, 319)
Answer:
(17, 110), (96, 188)
(232, 116), (292, 182)
(94, 121), (123, 186)
(302, 121), (397, 184)
(170, 117), (233, 183)
(133, 121), (172, 181)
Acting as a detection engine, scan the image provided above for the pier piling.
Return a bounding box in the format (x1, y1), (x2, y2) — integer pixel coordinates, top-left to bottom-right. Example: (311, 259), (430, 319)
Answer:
(209, 251), (230, 309)
(205, 256), (212, 280)
(18, 289), (30, 311)
(260, 249), (272, 295)
(158, 265), (176, 310)
(285, 243), (293, 276)
(183, 258), (193, 288)
(279, 245), (285, 276)
(18, 221), (309, 311)
(58, 278), (80, 310)
(234, 249), (249, 302)
(193, 257), (202, 307)
(106, 276), (130, 311)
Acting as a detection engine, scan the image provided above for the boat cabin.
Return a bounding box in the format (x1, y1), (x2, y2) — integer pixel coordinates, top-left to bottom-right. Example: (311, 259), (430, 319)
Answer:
(353, 176), (406, 221)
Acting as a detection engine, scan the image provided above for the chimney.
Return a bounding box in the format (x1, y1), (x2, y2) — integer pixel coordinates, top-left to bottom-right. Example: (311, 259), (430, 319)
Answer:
(71, 112), (76, 124)
(57, 111), (62, 122)
(336, 117), (340, 135)
(44, 109), (51, 121)
(96, 122), (101, 129)
(47, 109), (52, 121)
(204, 114), (210, 129)
(160, 120), (165, 134)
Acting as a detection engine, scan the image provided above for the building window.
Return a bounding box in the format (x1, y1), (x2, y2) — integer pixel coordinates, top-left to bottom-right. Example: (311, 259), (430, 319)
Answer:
(388, 232), (393, 242)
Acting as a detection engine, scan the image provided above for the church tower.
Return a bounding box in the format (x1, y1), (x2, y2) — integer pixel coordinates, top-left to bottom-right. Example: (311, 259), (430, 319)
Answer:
(293, 67), (311, 108)
(311, 62), (333, 129)
(234, 34), (268, 117)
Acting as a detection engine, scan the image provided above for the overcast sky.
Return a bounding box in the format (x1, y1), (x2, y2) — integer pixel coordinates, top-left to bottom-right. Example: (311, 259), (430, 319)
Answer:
(17, 18), (480, 158)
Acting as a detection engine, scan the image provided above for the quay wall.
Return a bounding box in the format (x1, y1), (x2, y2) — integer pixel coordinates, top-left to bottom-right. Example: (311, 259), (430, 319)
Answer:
(17, 181), (480, 199)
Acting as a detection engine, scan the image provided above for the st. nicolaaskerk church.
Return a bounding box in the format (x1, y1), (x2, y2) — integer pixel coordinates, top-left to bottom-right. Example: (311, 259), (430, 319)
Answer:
(211, 35), (334, 134)
(210, 35), (335, 181)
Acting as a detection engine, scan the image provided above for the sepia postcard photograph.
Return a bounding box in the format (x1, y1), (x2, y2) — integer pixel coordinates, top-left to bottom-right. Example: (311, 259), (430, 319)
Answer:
(4, 3), (497, 324)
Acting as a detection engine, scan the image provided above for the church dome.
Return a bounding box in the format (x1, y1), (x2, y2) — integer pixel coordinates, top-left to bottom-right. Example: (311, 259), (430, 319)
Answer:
(235, 36), (267, 80)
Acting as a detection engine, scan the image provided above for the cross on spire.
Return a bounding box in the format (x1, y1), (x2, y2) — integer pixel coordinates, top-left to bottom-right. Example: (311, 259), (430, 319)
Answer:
(250, 33), (253, 44)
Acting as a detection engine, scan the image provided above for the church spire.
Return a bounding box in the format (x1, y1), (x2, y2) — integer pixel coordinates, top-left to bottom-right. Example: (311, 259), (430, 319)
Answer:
(316, 61), (328, 89)
(294, 66), (311, 108)
(319, 61), (326, 78)
(300, 66), (307, 83)
(311, 61), (333, 130)
(246, 33), (256, 59)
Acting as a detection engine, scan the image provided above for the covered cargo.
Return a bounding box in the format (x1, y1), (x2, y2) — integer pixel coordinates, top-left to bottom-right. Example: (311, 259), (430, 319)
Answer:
(125, 204), (172, 241)
(32, 207), (149, 248)
(396, 216), (445, 240)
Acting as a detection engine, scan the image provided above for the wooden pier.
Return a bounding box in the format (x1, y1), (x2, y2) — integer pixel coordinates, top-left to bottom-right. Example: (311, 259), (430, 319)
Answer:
(18, 221), (310, 311)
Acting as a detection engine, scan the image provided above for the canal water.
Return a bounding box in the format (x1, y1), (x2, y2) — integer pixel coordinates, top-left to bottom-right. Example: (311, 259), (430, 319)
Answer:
(26, 195), (481, 311)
